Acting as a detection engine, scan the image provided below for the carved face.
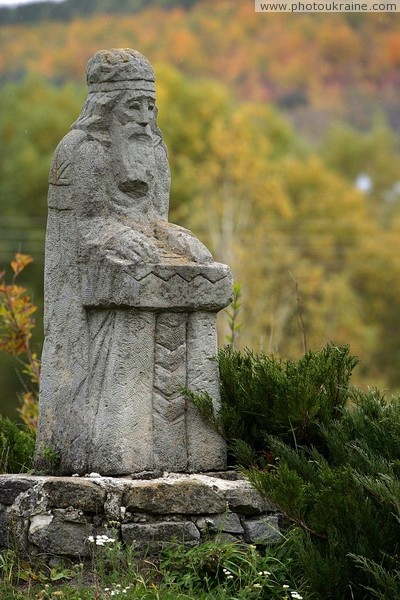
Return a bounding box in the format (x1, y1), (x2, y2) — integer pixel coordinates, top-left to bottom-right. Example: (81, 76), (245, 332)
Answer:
(113, 90), (156, 128)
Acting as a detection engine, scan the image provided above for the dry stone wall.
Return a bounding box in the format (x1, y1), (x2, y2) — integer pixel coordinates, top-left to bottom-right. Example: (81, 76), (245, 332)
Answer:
(0, 473), (281, 558)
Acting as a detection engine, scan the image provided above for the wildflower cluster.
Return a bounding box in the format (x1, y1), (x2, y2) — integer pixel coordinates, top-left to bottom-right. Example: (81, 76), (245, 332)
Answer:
(222, 567), (233, 580)
(282, 585), (304, 600)
(103, 583), (132, 596)
(88, 534), (116, 546)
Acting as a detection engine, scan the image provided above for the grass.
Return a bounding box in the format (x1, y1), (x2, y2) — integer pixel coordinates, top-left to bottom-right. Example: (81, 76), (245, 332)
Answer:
(0, 535), (314, 599)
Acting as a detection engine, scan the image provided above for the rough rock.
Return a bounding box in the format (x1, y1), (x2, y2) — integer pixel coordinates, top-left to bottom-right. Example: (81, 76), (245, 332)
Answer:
(0, 475), (36, 505)
(43, 478), (106, 511)
(28, 515), (94, 556)
(122, 521), (200, 550)
(242, 515), (282, 544)
(123, 478), (226, 514)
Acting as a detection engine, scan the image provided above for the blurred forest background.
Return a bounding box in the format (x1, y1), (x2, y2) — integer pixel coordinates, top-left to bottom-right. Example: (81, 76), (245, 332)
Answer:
(1, 0), (400, 419)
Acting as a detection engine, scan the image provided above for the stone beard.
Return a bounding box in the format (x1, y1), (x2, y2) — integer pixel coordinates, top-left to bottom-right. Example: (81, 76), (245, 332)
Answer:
(34, 49), (232, 476)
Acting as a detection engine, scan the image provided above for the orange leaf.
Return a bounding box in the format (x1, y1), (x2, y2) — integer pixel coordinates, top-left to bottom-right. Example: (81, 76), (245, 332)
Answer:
(11, 253), (33, 277)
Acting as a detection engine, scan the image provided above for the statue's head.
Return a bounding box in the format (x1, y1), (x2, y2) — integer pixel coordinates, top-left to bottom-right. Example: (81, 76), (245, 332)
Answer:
(71, 49), (170, 221)
(73, 49), (159, 139)
(87, 48), (155, 94)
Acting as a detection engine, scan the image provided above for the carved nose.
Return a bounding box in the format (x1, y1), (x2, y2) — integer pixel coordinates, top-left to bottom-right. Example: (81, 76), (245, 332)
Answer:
(138, 109), (149, 126)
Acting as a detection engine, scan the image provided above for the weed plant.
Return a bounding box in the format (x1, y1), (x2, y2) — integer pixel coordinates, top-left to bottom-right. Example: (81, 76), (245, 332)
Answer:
(0, 536), (313, 599)
(0, 414), (35, 473)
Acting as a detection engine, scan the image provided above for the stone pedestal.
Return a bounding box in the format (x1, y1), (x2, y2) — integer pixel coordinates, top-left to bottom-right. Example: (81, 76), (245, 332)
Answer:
(0, 473), (281, 557)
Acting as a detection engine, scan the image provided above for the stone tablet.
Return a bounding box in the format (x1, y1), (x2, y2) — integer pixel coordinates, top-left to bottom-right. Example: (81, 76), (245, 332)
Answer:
(34, 49), (232, 476)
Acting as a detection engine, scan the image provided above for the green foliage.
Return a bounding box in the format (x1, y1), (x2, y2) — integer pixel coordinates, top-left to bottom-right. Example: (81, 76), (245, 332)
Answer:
(0, 415), (35, 473)
(246, 388), (400, 599)
(159, 539), (310, 598)
(188, 344), (400, 598)
(0, 538), (312, 599)
(214, 343), (357, 464)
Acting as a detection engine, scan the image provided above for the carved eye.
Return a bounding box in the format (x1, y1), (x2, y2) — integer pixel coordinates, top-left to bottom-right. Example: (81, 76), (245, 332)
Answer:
(129, 102), (141, 110)
(148, 104), (155, 111)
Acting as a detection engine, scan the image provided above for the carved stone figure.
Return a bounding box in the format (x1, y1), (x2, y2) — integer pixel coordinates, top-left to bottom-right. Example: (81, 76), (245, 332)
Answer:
(34, 49), (232, 475)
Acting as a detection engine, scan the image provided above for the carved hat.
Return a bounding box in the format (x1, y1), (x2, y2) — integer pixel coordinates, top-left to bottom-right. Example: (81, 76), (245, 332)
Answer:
(87, 48), (155, 93)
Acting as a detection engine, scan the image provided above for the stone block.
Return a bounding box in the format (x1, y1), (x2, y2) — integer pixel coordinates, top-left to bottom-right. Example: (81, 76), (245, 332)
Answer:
(0, 475), (36, 505)
(191, 475), (274, 515)
(28, 515), (94, 556)
(242, 515), (282, 545)
(122, 521), (200, 550)
(223, 483), (273, 515)
(42, 478), (106, 512)
(204, 512), (244, 535)
(123, 478), (226, 515)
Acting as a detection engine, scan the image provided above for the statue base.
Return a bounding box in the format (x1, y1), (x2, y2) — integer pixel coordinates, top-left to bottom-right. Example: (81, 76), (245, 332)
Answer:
(0, 472), (281, 557)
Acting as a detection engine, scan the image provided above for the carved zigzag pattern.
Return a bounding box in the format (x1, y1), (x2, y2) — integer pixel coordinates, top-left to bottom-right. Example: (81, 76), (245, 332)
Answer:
(129, 270), (228, 285)
(153, 313), (188, 469)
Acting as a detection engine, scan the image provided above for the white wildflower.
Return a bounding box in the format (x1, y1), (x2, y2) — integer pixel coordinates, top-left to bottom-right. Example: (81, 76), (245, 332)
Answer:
(283, 584), (290, 589)
(253, 583), (262, 588)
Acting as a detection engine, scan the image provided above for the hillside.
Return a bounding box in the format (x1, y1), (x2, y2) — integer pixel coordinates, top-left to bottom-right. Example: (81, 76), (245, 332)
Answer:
(1, 0), (400, 415)
(1, 1), (400, 135)
(0, 0), (198, 25)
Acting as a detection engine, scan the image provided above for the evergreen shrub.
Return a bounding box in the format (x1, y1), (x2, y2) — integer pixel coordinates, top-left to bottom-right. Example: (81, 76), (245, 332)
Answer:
(187, 342), (357, 465)
(187, 343), (400, 599)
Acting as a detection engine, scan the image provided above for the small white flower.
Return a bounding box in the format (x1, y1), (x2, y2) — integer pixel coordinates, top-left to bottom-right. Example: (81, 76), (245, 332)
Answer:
(291, 594), (303, 599)
(258, 570), (271, 576)
(88, 535), (95, 543)
(71, 473), (79, 477)
(226, 575), (234, 580)
(253, 583), (262, 588)
(104, 588), (110, 592)
(283, 584), (290, 588)
(223, 568), (231, 574)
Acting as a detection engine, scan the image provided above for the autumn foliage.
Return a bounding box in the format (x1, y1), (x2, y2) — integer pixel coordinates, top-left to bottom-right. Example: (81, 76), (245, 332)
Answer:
(1, 0), (400, 405)
(0, 254), (39, 430)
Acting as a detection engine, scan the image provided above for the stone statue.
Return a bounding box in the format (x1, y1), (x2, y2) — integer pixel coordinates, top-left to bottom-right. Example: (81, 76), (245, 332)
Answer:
(34, 49), (232, 476)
